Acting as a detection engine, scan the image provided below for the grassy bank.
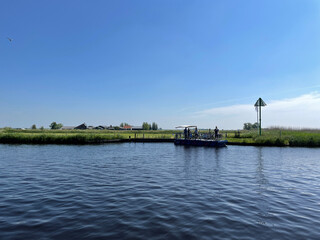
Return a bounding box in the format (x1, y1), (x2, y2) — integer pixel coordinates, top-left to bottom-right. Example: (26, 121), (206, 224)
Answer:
(0, 129), (175, 144)
(1, 128), (319, 147)
(224, 128), (320, 147)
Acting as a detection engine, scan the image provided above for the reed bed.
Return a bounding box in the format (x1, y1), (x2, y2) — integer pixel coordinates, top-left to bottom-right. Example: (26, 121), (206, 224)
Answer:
(225, 129), (320, 147)
(0, 129), (175, 144)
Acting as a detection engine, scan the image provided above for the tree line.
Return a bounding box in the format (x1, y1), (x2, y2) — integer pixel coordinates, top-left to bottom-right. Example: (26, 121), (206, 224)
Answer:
(30, 122), (63, 130)
(120, 122), (159, 130)
(31, 124), (44, 130)
(142, 122), (158, 130)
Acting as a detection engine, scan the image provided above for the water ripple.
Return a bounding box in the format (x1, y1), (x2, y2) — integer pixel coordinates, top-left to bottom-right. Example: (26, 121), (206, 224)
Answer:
(0, 144), (320, 239)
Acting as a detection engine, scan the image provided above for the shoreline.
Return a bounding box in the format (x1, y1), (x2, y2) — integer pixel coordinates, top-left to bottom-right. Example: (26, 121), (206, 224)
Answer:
(0, 138), (318, 147)
(1, 129), (320, 147)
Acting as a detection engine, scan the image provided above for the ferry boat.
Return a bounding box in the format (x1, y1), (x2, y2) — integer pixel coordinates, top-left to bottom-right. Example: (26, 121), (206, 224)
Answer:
(174, 125), (227, 148)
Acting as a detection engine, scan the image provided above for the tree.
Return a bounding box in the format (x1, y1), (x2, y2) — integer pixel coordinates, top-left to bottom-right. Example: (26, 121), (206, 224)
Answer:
(142, 122), (151, 130)
(31, 124), (37, 129)
(50, 122), (63, 129)
(120, 122), (129, 127)
(40, 126), (44, 130)
(243, 122), (258, 130)
(243, 123), (252, 130)
(151, 122), (158, 130)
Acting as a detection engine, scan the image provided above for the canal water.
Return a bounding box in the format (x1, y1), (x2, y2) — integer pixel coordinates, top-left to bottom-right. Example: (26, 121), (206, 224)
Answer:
(0, 143), (320, 239)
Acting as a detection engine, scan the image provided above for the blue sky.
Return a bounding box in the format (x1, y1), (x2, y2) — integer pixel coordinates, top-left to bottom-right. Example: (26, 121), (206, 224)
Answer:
(1, 0), (320, 129)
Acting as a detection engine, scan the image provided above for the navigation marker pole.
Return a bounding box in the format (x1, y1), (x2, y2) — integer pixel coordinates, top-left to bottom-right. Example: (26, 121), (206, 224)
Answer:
(254, 98), (266, 136)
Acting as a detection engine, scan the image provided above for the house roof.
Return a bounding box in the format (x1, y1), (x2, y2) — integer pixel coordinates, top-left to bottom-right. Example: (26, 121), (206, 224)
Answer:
(131, 126), (143, 129)
(75, 123), (87, 129)
(61, 126), (75, 130)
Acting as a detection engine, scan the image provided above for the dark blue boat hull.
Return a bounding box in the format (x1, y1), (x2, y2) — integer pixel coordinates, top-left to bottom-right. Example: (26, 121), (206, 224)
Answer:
(174, 139), (227, 148)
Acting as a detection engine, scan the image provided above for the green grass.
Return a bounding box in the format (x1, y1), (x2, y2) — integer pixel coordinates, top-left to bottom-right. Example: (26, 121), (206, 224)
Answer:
(0, 129), (176, 144)
(224, 129), (320, 147)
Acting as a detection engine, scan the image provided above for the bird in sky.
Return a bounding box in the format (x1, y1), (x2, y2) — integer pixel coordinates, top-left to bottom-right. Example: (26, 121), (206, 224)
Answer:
(7, 37), (12, 42)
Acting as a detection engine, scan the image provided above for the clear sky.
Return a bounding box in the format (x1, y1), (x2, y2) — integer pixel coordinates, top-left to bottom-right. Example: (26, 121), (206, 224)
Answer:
(1, 0), (320, 129)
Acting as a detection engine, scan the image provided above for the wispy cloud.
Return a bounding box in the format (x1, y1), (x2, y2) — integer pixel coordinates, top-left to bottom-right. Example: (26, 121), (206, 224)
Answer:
(194, 92), (320, 129)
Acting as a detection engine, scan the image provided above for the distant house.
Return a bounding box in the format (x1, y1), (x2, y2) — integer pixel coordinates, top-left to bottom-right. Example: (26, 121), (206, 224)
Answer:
(60, 123), (119, 130)
(74, 123), (87, 130)
(61, 126), (75, 130)
(123, 125), (132, 130)
(94, 125), (109, 130)
(122, 125), (143, 130)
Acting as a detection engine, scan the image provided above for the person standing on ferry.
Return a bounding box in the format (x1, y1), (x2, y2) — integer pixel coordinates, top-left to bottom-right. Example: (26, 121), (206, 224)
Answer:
(184, 127), (187, 139)
(214, 126), (219, 139)
(194, 127), (198, 139)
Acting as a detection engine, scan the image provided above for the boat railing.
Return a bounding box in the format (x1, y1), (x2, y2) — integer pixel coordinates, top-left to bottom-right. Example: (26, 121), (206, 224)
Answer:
(175, 132), (223, 140)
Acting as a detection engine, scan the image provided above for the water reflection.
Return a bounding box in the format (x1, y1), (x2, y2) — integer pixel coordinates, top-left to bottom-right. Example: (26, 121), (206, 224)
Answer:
(255, 147), (271, 226)
(181, 146), (201, 180)
(256, 147), (267, 188)
(213, 148), (221, 168)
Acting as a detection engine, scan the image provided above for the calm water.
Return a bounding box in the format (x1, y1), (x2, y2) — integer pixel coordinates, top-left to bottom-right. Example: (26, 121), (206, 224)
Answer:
(0, 143), (320, 239)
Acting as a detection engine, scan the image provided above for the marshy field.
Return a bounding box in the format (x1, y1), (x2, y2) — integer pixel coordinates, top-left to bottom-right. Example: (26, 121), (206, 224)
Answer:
(0, 128), (174, 144)
(1, 128), (320, 147)
(226, 128), (320, 147)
